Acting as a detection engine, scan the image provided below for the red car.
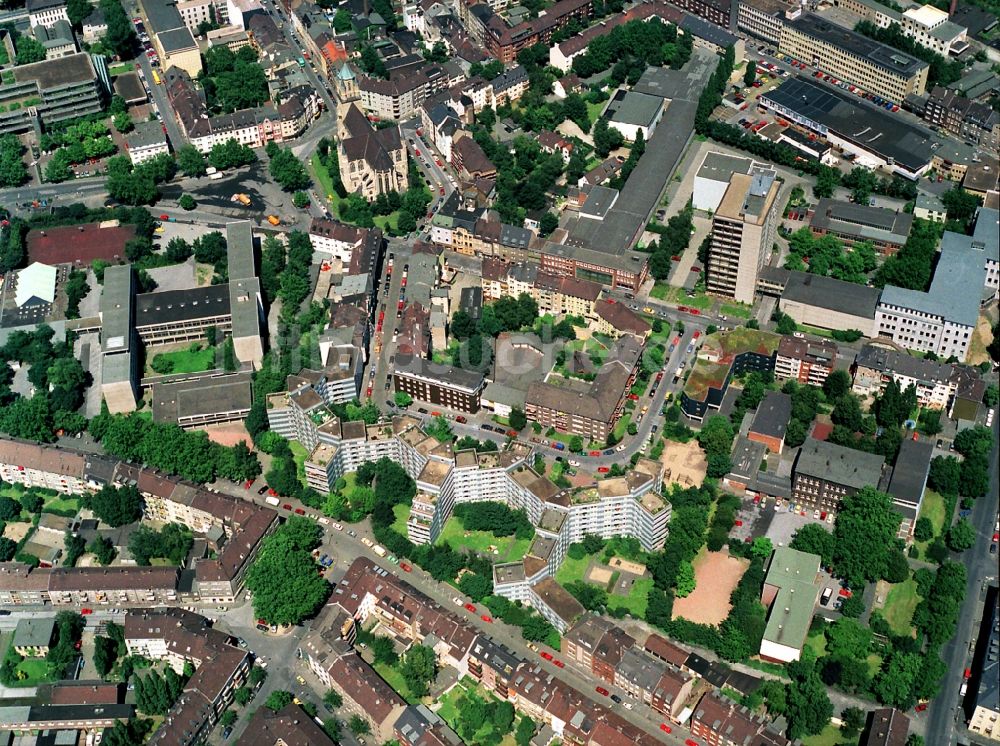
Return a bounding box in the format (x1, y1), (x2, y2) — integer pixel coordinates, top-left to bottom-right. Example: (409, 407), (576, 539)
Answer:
(672, 337), (680, 347)
(159, 214), (169, 220)
(660, 724), (672, 734)
(690, 309), (701, 315)
(691, 266), (702, 273)
(74, 640), (82, 650)
(839, 588), (853, 598)
(435, 159), (442, 166)
(464, 603), (476, 613)
(481, 615), (493, 623)
(598, 466), (610, 473)
(656, 372), (663, 381)
(400, 562), (412, 572)
(282, 503), (292, 511)
(964, 668), (972, 679)
(596, 687), (609, 696)
(398, 300), (405, 310)
(431, 411), (441, 417)
(692, 331), (701, 339)
(366, 386), (373, 397)
(82, 608), (93, 615)
(686, 740), (700, 746)
(268, 488), (277, 497)
(507, 429), (519, 437)
(915, 703), (928, 712)
(541, 651), (554, 661)
(734, 520), (743, 527)
(456, 416), (467, 424)
(414, 148), (421, 156)
(295, 508), (305, 515)
(439, 187), (445, 195)
(671, 255), (681, 261)
(553, 659), (565, 668)
(589, 450), (601, 456)
(677, 305), (688, 312)
(244, 479), (253, 489)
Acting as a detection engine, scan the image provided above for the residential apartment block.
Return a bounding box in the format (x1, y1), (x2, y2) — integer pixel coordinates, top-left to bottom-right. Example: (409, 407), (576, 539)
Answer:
(706, 170), (781, 304)
(525, 334), (643, 440)
(737, 0), (800, 44)
(393, 357), (486, 413)
(778, 14), (928, 102)
(27, 0), (69, 26)
(791, 438), (886, 514)
(852, 344), (985, 412)
(923, 86), (1000, 152)
(773, 335), (837, 386)
(126, 608), (251, 745)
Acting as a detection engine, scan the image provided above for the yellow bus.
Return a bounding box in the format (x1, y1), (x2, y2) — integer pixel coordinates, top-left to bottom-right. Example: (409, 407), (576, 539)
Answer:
(151, 69), (161, 85)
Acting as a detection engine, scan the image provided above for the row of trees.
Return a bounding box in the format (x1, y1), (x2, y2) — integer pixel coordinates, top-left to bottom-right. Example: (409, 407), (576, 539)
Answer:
(135, 664), (191, 715)
(453, 501), (534, 540)
(89, 411), (261, 485)
(0, 134), (28, 187)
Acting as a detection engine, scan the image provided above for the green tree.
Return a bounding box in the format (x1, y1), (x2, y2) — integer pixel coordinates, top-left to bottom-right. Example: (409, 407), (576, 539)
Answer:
(509, 407), (528, 431)
(66, 0), (93, 26)
(245, 522), (329, 625)
(87, 536), (116, 565)
(268, 148), (312, 191)
(292, 191), (311, 208)
(675, 559), (696, 597)
(785, 667), (833, 739)
(371, 636), (398, 666)
(179, 194), (196, 211)
(87, 484), (143, 527)
(393, 391), (413, 408)
(515, 716), (536, 746)
(399, 644), (436, 698)
(822, 370), (852, 400)
(946, 518), (976, 551)
(743, 62), (756, 87)
(323, 689), (342, 709)
(16, 36), (47, 64)
(790, 523), (835, 567)
(349, 715), (370, 735)
(176, 145), (207, 177)
(833, 486), (902, 587)
(265, 690), (294, 711)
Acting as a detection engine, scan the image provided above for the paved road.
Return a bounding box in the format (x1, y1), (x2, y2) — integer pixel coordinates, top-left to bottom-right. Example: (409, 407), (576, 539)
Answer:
(134, 55), (187, 153)
(1, 179), (108, 209)
(925, 416), (1000, 746)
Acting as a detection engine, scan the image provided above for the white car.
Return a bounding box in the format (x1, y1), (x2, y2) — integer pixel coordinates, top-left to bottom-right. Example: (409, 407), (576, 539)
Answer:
(615, 444), (626, 452)
(568, 459), (580, 466)
(317, 516), (329, 525)
(332, 522), (344, 531)
(452, 596), (463, 606)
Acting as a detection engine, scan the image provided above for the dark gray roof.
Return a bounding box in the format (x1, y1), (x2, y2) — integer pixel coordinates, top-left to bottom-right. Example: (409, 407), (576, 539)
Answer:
(606, 91), (663, 128)
(887, 437), (933, 509)
(761, 77), (938, 174)
(395, 356), (485, 393)
(968, 585), (999, 724)
(135, 285), (231, 326)
(125, 119), (167, 150)
(795, 438), (885, 490)
(142, 0), (185, 34)
(781, 270), (880, 318)
(152, 373), (253, 423)
(787, 14), (927, 78)
(158, 26), (197, 52)
(810, 199), (913, 246)
(750, 390), (792, 441)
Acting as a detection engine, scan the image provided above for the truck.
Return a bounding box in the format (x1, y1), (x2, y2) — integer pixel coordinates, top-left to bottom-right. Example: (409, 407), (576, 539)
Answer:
(264, 496), (280, 507)
(231, 193), (251, 206)
(373, 544), (387, 557)
(209, 171), (223, 180)
(266, 215), (281, 226)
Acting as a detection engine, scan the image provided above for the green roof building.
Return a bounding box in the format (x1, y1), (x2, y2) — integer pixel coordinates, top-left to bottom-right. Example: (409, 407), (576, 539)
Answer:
(759, 547), (821, 663)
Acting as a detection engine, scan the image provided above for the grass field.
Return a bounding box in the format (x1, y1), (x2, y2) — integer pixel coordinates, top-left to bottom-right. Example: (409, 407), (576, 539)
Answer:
(392, 504), (409, 535)
(720, 302), (752, 319)
(612, 412), (632, 441)
(805, 630), (827, 659)
(374, 660), (419, 704)
(802, 724), (853, 746)
(1, 636), (55, 687)
(438, 517), (530, 563)
(914, 489), (947, 557)
(555, 552), (591, 586)
(608, 576), (652, 618)
(882, 577), (921, 636)
(150, 344), (217, 374)
(311, 154), (337, 202)
(289, 441), (309, 487)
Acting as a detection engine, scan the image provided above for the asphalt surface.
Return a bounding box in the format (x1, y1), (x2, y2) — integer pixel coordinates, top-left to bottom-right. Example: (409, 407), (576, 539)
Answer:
(925, 416), (1000, 746)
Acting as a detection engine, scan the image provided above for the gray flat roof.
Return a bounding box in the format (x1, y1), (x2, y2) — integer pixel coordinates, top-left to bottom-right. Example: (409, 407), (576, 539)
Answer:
(781, 270), (880, 318)
(761, 77), (938, 174)
(607, 91), (663, 128)
(887, 437), (932, 509)
(880, 229), (988, 327)
(580, 185), (618, 219)
(810, 198), (913, 245)
(750, 391), (792, 440)
(100, 264), (134, 354)
(787, 14), (927, 78)
(226, 221), (256, 281)
(11, 53), (96, 89)
(697, 151), (753, 182)
(113, 71), (147, 103)
(159, 26), (197, 52)
(142, 0), (185, 33)
(152, 373), (253, 422)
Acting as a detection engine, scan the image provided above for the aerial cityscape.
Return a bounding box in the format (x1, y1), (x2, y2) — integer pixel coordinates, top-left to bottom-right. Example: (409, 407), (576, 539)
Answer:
(0, 0), (996, 741)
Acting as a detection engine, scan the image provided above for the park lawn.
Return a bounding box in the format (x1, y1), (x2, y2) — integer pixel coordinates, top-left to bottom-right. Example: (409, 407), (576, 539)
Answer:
(289, 441), (310, 486)
(555, 552), (591, 586)
(802, 724), (853, 746)
(805, 630), (827, 659)
(310, 154), (336, 201)
(585, 100), (605, 127)
(720, 302), (752, 319)
(150, 344), (217, 374)
(914, 490), (947, 556)
(612, 412), (632, 441)
(796, 323), (837, 340)
(867, 652), (883, 676)
(882, 577), (921, 636)
(374, 211), (401, 233)
(438, 517), (530, 564)
(392, 504), (410, 535)
(373, 661), (419, 704)
(1, 638), (56, 687)
(42, 497), (80, 516)
(608, 576), (652, 618)
(108, 62), (135, 74)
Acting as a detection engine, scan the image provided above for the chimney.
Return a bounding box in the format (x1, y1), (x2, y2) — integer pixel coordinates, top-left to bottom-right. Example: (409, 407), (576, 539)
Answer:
(949, 0), (957, 15)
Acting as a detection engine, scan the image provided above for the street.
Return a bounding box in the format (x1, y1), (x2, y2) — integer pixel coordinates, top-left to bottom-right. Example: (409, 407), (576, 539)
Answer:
(925, 416), (1000, 746)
